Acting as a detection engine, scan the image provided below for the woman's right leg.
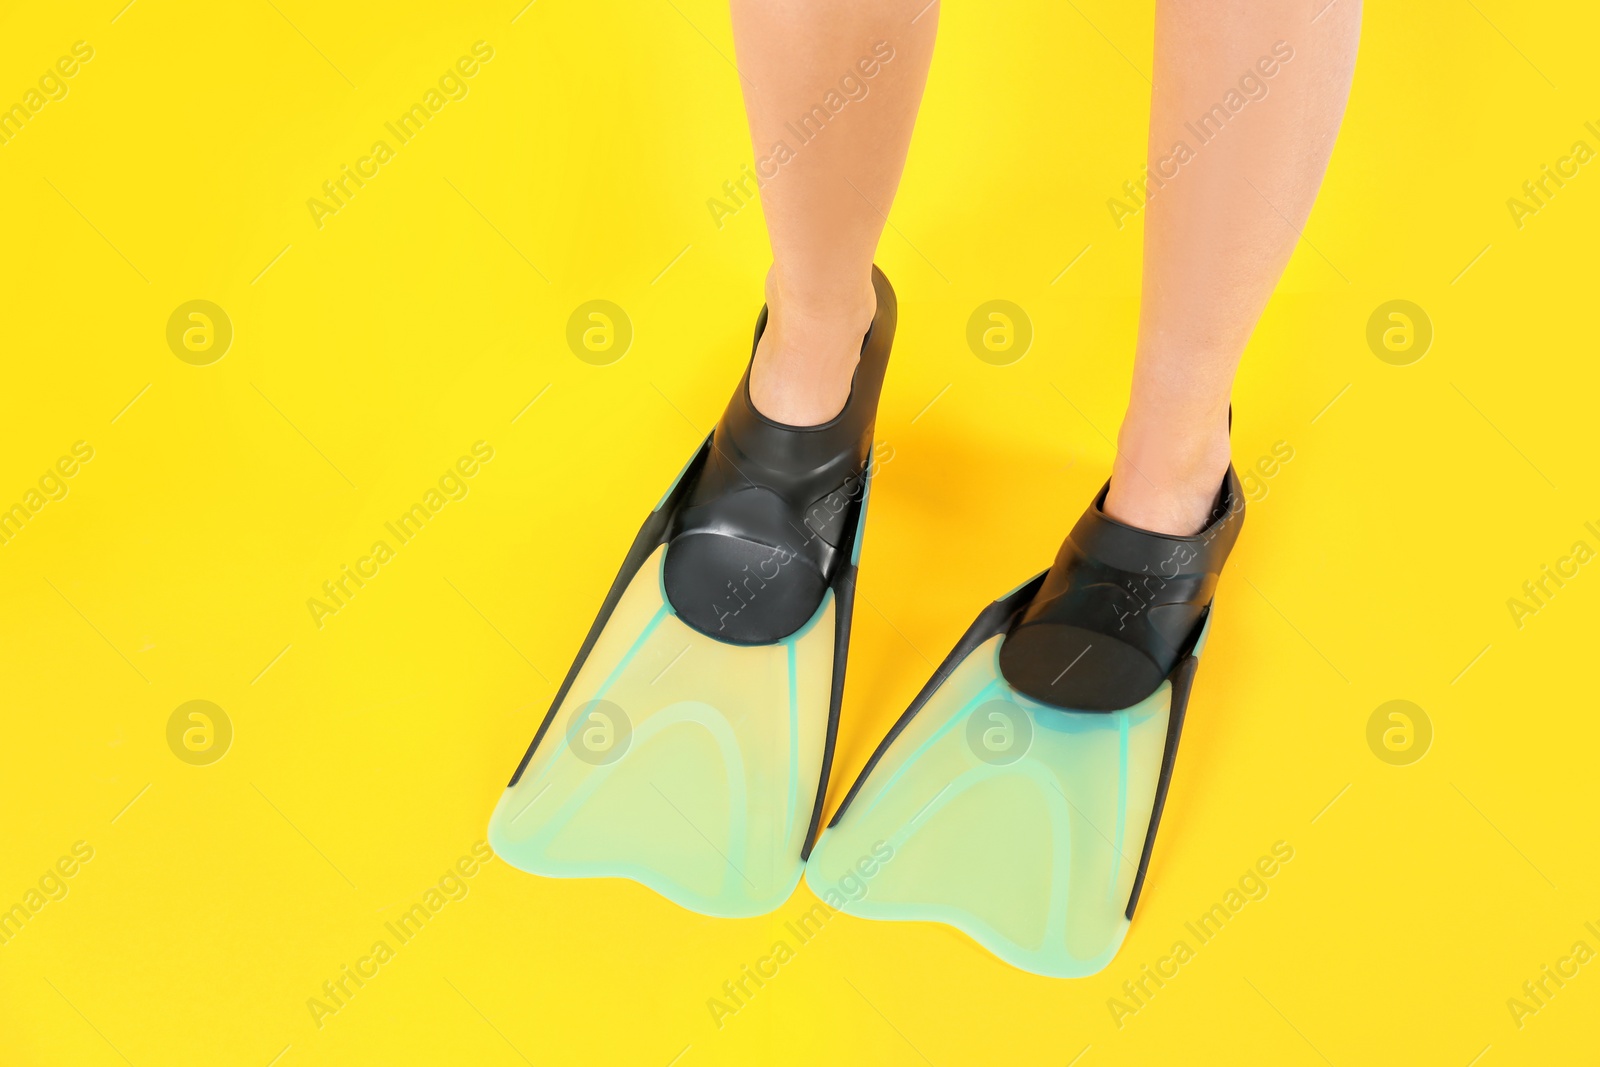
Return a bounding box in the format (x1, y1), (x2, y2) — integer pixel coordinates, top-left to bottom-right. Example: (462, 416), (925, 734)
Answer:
(730, 0), (938, 426)
(1105, 0), (1361, 534)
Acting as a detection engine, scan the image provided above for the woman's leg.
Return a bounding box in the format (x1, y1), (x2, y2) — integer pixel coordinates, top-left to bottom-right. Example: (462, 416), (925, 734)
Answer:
(1105, 0), (1362, 534)
(729, 0), (938, 426)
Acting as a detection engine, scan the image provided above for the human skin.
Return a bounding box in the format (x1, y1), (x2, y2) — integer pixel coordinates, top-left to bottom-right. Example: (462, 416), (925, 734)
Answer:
(1106, 0), (1362, 533)
(729, 0), (938, 427)
(731, 0), (1361, 534)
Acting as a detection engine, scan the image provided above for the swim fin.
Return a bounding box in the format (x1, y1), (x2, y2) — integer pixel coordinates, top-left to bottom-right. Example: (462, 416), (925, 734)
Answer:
(805, 468), (1243, 976)
(490, 267), (896, 918)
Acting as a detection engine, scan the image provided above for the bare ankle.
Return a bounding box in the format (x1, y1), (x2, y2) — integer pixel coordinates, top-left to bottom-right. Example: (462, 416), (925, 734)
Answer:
(762, 265), (876, 330)
(748, 268), (877, 426)
(1102, 410), (1232, 535)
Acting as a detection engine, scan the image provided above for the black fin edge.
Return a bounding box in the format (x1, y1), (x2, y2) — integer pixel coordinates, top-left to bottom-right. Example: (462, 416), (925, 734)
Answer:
(508, 270), (896, 815)
(798, 436), (879, 859)
(505, 440), (710, 788)
(820, 572), (1212, 926)
(800, 560), (855, 861)
(1123, 644), (1201, 920)
(824, 572), (1049, 829)
(506, 435), (879, 859)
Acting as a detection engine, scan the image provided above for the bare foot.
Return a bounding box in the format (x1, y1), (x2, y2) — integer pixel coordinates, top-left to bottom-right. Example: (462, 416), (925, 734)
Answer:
(747, 267), (876, 426)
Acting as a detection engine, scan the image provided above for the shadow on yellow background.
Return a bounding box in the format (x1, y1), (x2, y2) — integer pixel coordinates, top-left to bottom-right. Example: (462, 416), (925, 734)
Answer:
(1, 1), (1596, 1064)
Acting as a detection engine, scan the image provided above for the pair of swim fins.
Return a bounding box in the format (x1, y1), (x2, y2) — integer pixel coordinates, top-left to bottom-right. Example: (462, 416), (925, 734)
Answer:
(488, 267), (1245, 978)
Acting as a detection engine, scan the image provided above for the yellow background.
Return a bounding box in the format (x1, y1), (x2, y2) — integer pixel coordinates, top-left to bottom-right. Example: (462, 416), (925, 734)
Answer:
(2, 1), (1597, 1064)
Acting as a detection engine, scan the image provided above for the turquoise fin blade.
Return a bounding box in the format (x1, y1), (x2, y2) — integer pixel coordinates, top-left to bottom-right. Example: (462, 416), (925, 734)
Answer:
(490, 545), (836, 918)
(806, 610), (1210, 978)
